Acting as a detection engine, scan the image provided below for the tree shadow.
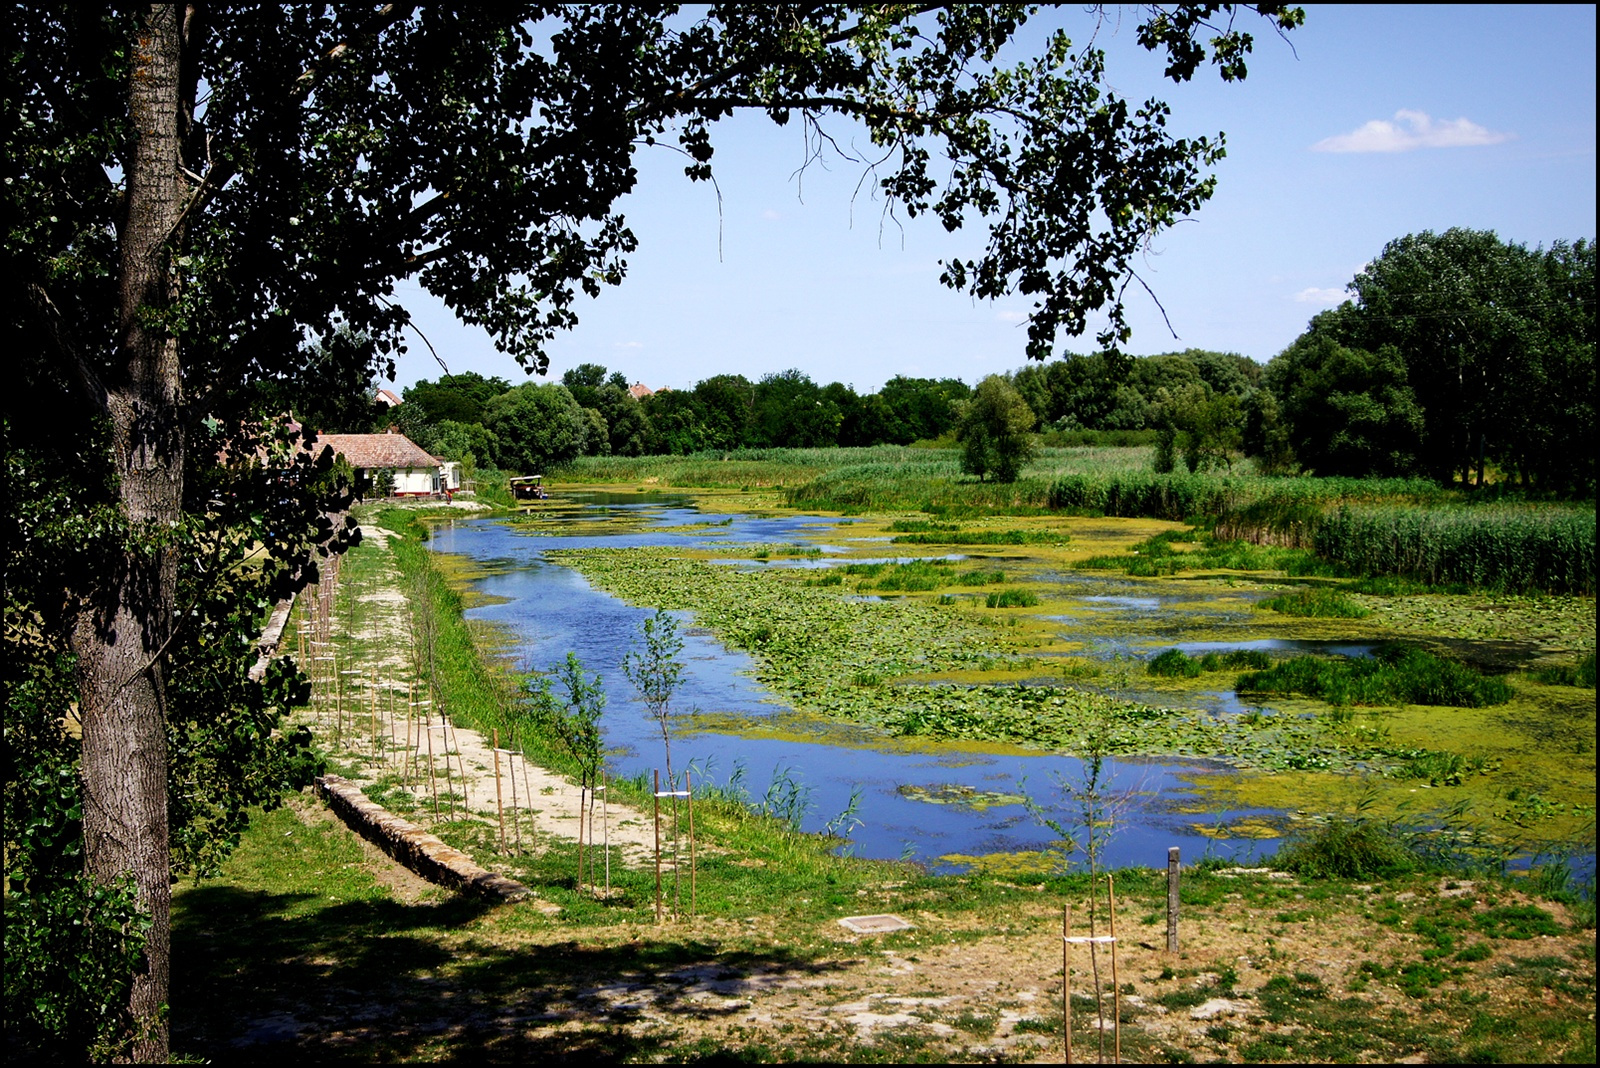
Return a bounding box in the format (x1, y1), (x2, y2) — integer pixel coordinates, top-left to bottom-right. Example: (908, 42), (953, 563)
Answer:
(171, 886), (846, 1060)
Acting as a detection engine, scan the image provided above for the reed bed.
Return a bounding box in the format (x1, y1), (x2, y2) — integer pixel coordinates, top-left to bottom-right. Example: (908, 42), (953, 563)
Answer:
(1314, 505), (1597, 595)
(1047, 472), (1449, 523)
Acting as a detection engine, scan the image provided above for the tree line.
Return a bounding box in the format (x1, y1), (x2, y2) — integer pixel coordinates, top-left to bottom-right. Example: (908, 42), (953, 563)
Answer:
(379, 228), (1593, 494)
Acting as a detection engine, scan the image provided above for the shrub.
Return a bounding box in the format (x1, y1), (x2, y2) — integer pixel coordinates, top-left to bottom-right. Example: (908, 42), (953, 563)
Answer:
(1149, 648), (1202, 677)
(1272, 818), (1423, 879)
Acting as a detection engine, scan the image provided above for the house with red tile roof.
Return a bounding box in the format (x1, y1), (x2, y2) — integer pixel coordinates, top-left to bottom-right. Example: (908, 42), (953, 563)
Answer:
(312, 430), (443, 496)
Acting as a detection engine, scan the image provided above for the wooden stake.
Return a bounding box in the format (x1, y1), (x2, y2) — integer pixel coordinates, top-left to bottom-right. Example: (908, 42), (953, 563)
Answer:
(507, 732), (521, 854)
(1109, 874), (1121, 1065)
(492, 729), (506, 852)
(601, 767), (610, 893)
(1063, 904), (1072, 1065)
(686, 769), (696, 917)
(653, 769), (663, 924)
(424, 702), (438, 817)
(1167, 846), (1181, 953)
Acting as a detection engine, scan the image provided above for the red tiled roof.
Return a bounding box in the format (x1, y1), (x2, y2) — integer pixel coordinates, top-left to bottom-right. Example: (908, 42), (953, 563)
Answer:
(375, 388), (403, 406)
(312, 433), (439, 469)
(628, 382), (653, 399)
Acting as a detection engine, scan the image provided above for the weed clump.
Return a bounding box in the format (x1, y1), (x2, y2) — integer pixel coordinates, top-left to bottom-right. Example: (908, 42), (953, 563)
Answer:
(1273, 818), (1424, 879)
(1531, 651), (1596, 689)
(985, 589), (1039, 608)
(1259, 586), (1370, 618)
(1236, 644), (1513, 707)
(1148, 648), (1271, 677)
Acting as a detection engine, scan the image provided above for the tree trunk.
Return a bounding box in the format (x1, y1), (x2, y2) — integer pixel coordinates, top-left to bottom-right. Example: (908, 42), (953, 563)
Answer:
(73, 7), (186, 1060)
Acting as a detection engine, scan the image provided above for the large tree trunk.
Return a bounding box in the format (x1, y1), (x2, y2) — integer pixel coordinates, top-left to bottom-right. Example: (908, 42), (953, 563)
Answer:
(73, 6), (186, 1060)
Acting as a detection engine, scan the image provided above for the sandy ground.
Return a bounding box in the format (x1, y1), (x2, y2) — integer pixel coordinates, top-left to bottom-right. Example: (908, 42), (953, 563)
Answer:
(285, 523), (663, 869)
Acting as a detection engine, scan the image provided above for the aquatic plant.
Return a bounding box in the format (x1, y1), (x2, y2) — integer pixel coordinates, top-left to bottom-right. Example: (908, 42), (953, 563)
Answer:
(1236, 644), (1514, 707)
(985, 588), (1040, 608)
(1315, 504), (1596, 595)
(1531, 651), (1597, 689)
(1258, 586), (1370, 618)
(1149, 648), (1271, 677)
(1272, 815), (1426, 879)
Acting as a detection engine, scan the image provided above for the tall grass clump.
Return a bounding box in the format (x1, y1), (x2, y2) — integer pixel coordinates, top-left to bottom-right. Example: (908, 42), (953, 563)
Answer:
(1259, 586), (1370, 618)
(1237, 644), (1514, 707)
(1273, 817), (1426, 879)
(1047, 472), (1446, 523)
(1315, 505), (1596, 595)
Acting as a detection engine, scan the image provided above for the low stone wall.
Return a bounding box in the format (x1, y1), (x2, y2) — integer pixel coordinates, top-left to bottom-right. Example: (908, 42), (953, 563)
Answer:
(314, 774), (532, 902)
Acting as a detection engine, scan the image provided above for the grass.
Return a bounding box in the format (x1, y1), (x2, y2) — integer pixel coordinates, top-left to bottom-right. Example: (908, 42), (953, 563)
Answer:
(1236, 643), (1515, 708)
(1532, 652), (1598, 689)
(1148, 648), (1272, 678)
(1259, 586), (1371, 618)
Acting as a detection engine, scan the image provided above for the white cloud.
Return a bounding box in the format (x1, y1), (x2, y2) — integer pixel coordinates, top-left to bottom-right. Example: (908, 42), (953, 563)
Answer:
(1293, 286), (1350, 305)
(995, 309), (1029, 323)
(761, 209), (783, 220)
(1312, 109), (1513, 153)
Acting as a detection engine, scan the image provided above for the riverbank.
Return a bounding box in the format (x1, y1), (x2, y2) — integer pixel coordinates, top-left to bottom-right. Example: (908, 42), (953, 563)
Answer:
(169, 495), (1596, 1061)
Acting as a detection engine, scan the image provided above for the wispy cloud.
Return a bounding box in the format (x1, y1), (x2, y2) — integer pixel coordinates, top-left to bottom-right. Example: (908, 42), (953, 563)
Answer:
(761, 209), (783, 220)
(1293, 286), (1350, 305)
(1312, 109), (1513, 153)
(613, 340), (643, 349)
(995, 309), (1028, 323)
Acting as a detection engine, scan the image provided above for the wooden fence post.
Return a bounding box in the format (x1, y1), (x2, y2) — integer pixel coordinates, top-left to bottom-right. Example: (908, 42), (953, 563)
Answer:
(1167, 846), (1181, 953)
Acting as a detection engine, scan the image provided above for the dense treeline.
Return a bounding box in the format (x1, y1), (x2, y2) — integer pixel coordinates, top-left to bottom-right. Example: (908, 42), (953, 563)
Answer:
(358, 228), (1591, 496)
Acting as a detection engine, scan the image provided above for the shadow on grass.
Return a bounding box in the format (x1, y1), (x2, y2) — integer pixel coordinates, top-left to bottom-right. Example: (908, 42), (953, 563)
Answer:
(172, 885), (843, 1060)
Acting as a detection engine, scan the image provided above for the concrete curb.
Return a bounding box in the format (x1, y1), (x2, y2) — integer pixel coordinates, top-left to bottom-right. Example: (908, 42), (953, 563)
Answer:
(314, 774), (533, 902)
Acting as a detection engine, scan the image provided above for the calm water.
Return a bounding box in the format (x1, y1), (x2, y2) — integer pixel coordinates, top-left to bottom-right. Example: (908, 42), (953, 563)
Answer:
(425, 497), (1288, 870)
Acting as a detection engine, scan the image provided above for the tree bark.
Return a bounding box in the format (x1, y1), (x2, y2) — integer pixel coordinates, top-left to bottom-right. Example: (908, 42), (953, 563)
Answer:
(73, 6), (186, 1060)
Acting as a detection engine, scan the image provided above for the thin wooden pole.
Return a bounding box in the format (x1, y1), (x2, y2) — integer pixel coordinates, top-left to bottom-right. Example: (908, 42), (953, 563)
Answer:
(576, 781), (587, 892)
(492, 729), (506, 852)
(520, 753), (535, 851)
(1167, 846), (1181, 953)
(508, 737), (522, 854)
(686, 769), (696, 917)
(1063, 904), (1072, 1065)
(424, 702), (438, 817)
(1109, 874), (1121, 1065)
(653, 769), (663, 924)
(601, 767), (610, 894)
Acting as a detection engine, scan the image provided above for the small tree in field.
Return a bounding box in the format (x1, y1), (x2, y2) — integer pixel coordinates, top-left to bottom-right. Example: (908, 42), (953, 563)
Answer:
(546, 653), (606, 890)
(958, 375), (1038, 482)
(624, 609), (686, 787)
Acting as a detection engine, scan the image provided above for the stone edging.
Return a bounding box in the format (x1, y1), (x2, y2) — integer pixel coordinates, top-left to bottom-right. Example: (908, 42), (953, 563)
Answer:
(314, 774), (533, 902)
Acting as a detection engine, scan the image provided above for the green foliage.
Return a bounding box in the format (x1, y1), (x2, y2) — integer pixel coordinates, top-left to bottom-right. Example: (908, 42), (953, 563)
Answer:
(1259, 586), (1371, 618)
(1265, 336), (1425, 477)
(985, 589), (1040, 608)
(1272, 817), (1425, 879)
(1315, 505), (1596, 595)
(1148, 648), (1270, 677)
(1475, 905), (1562, 940)
(1531, 652), (1597, 689)
(3, 875), (152, 1061)
(1298, 229), (1596, 492)
(957, 375), (1038, 483)
(483, 383), (590, 474)
(624, 609), (687, 785)
(1237, 644), (1514, 708)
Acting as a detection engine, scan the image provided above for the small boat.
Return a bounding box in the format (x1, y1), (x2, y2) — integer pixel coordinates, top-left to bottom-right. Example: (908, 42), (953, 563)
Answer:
(508, 474), (548, 501)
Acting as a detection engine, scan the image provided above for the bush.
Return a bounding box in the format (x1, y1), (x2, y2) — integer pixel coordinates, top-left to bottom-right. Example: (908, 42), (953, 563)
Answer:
(1273, 818), (1424, 879)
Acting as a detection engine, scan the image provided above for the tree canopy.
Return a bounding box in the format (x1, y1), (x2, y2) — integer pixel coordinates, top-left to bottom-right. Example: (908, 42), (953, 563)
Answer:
(4, 4), (1303, 1058)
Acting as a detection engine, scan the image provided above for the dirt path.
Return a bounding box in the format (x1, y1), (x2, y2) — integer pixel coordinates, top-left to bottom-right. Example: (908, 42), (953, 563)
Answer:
(283, 521), (661, 868)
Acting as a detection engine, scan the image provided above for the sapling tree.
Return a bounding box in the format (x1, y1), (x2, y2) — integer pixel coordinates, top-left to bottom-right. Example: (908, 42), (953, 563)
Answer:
(549, 653), (606, 890)
(624, 609), (686, 788)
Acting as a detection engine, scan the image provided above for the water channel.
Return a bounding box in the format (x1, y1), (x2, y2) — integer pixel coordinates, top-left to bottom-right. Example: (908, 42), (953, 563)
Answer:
(426, 494), (1298, 872)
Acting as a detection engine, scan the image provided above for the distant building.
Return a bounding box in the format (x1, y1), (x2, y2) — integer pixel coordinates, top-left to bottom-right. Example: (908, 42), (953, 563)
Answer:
(313, 430), (443, 496)
(375, 388), (403, 407)
(628, 382), (653, 400)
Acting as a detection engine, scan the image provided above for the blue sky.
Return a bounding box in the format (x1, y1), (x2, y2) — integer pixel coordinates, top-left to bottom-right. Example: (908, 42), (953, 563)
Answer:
(389, 4), (1597, 395)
